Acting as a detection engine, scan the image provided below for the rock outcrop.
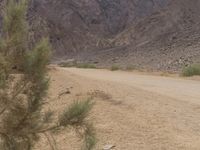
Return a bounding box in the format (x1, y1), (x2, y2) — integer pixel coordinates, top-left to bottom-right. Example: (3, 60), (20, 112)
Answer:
(1, 0), (200, 71)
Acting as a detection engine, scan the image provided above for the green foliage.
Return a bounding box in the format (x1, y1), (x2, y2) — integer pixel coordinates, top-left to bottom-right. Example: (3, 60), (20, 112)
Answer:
(0, 54), (9, 88)
(0, 36), (51, 150)
(110, 65), (120, 71)
(2, 0), (28, 69)
(125, 65), (136, 71)
(0, 0), (96, 150)
(59, 62), (97, 69)
(59, 62), (75, 68)
(83, 123), (96, 150)
(76, 63), (96, 69)
(60, 99), (93, 126)
(0, 39), (6, 53)
(59, 100), (96, 150)
(24, 39), (51, 113)
(25, 38), (51, 78)
(182, 64), (200, 77)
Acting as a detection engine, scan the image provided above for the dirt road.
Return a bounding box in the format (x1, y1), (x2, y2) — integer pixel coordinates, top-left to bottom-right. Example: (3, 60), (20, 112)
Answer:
(46, 67), (200, 150)
(63, 68), (200, 105)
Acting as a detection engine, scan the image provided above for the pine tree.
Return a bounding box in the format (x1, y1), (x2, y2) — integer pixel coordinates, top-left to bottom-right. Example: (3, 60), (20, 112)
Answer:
(1, 0), (28, 70)
(0, 0), (96, 150)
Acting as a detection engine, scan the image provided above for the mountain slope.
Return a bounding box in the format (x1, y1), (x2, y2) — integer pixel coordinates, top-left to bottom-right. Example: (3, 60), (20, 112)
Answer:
(1, 0), (200, 71)
(31, 0), (170, 55)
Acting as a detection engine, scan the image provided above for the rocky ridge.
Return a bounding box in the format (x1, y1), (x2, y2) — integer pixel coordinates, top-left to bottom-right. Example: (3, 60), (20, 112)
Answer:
(1, 0), (200, 71)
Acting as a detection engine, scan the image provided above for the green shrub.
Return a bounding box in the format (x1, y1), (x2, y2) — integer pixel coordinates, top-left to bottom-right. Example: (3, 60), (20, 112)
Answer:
(60, 99), (93, 126)
(125, 65), (136, 71)
(110, 65), (120, 71)
(76, 63), (96, 69)
(59, 62), (74, 68)
(0, 1), (96, 150)
(182, 64), (200, 77)
(59, 62), (96, 69)
(59, 59), (77, 68)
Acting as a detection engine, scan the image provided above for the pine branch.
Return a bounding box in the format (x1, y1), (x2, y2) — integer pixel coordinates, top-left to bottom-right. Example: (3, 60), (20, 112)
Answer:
(0, 107), (6, 116)
(0, 1), (96, 149)
(44, 132), (57, 150)
(11, 78), (28, 100)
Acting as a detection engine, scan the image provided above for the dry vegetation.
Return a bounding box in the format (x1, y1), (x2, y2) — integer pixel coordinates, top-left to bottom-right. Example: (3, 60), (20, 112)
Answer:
(182, 64), (200, 77)
(0, 0), (95, 150)
(50, 67), (200, 150)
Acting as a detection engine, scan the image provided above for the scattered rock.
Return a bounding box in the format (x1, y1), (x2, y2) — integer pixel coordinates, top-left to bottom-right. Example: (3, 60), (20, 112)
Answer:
(58, 88), (71, 98)
(103, 144), (116, 150)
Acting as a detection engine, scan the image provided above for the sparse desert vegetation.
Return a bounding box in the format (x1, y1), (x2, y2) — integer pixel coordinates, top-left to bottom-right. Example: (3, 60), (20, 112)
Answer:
(1, 0), (200, 150)
(125, 65), (136, 71)
(110, 65), (120, 71)
(59, 62), (75, 68)
(55, 67), (200, 150)
(182, 64), (200, 77)
(76, 63), (97, 69)
(0, 1), (95, 150)
(59, 61), (97, 69)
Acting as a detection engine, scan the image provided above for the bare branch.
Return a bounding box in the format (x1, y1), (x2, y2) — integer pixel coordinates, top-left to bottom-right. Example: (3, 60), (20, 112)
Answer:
(44, 132), (57, 150)
(0, 107), (6, 116)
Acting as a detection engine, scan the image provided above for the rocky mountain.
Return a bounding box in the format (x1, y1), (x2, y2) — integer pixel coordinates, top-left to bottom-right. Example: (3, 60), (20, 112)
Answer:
(31, 0), (169, 54)
(1, 0), (200, 71)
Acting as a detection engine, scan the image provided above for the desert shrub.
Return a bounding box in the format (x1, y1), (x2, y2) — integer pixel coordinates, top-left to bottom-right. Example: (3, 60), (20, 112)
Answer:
(60, 100), (93, 126)
(110, 65), (120, 71)
(59, 62), (74, 67)
(0, 0), (96, 150)
(59, 59), (77, 68)
(125, 65), (136, 71)
(182, 64), (200, 77)
(76, 63), (96, 69)
(59, 62), (96, 69)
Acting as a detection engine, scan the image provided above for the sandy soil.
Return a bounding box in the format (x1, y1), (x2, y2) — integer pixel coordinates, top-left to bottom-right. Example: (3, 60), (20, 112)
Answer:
(39, 67), (200, 150)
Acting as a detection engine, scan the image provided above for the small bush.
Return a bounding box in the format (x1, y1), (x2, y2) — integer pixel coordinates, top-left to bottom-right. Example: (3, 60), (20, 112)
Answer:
(59, 62), (96, 69)
(59, 62), (74, 68)
(182, 64), (200, 77)
(59, 99), (93, 126)
(125, 65), (136, 71)
(76, 63), (96, 69)
(59, 59), (77, 68)
(110, 65), (120, 71)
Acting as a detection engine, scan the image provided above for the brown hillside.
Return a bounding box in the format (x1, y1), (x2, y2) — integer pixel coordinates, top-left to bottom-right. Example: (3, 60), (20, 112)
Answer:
(1, 0), (200, 71)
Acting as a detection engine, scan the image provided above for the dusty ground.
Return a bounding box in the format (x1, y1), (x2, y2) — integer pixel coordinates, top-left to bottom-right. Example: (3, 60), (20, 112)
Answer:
(38, 67), (200, 150)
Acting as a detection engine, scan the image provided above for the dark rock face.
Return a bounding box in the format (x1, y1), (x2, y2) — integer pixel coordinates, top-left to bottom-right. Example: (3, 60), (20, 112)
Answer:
(29, 0), (170, 56)
(1, 0), (200, 71)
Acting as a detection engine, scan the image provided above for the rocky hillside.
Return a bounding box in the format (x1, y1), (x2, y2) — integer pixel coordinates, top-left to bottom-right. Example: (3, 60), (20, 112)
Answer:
(1, 0), (200, 71)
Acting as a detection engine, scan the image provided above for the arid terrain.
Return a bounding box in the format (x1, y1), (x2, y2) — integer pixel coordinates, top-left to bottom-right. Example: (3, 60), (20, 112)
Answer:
(1, 0), (200, 150)
(1, 0), (200, 71)
(38, 67), (200, 149)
